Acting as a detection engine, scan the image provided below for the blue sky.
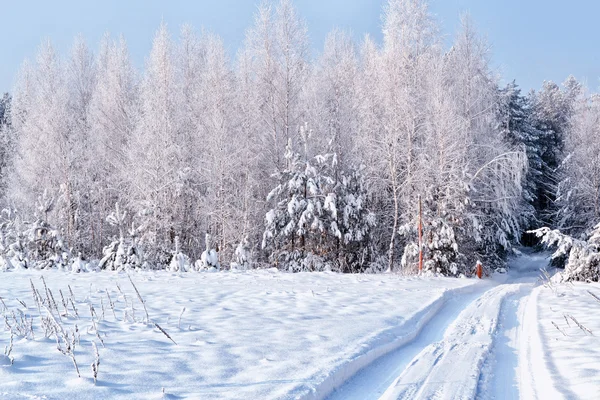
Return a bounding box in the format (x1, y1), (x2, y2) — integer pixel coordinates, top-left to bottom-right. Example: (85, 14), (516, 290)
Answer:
(1, 0), (599, 94)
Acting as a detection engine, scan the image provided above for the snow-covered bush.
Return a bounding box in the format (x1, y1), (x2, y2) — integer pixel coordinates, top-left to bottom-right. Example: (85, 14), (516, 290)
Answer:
(195, 233), (220, 271)
(168, 236), (190, 272)
(23, 219), (69, 270)
(533, 225), (600, 282)
(0, 209), (27, 270)
(98, 204), (144, 271)
(231, 236), (252, 270)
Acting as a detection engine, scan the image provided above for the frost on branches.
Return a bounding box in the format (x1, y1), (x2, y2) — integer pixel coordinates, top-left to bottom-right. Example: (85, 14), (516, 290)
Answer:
(262, 138), (375, 272)
(533, 226), (600, 282)
(0, 192), (71, 271)
(98, 203), (144, 271)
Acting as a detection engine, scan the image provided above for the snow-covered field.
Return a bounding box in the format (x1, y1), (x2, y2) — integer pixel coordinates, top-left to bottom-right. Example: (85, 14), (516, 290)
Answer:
(0, 269), (478, 399)
(532, 280), (600, 399)
(1, 253), (599, 400)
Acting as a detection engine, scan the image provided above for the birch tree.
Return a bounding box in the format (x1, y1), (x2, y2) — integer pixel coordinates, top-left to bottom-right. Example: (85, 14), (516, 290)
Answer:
(88, 34), (137, 254)
(127, 23), (181, 265)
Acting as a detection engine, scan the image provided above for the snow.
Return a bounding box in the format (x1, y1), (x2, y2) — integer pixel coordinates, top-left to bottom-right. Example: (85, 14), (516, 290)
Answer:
(327, 251), (600, 400)
(2, 252), (600, 399)
(0, 269), (476, 399)
(532, 280), (600, 399)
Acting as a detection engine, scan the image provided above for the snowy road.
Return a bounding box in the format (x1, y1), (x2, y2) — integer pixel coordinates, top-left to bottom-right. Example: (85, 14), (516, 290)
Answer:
(324, 252), (559, 400)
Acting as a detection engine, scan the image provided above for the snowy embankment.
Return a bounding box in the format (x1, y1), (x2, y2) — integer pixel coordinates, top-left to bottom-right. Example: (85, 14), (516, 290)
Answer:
(0, 269), (479, 399)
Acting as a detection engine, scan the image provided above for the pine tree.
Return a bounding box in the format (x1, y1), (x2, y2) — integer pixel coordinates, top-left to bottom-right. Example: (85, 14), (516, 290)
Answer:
(529, 78), (580, 228)
(263, 132), (375, 272)
(497, 81), (543, 233)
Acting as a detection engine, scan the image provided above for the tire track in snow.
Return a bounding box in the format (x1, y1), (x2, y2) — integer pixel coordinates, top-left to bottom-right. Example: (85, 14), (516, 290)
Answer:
(314, 283), (495, 400)
(477, 251), (570, 400)
(475, 285), (531, 399)
(313, 253), (554, 400)
(379, 284), (522, 400)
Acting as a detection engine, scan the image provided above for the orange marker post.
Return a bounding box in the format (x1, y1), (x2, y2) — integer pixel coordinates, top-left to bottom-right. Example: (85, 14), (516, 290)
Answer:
(476, 261), (483, 279)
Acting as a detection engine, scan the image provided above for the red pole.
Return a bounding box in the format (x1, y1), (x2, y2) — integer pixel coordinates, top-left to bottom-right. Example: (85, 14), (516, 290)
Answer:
(418, 195), (423, 273)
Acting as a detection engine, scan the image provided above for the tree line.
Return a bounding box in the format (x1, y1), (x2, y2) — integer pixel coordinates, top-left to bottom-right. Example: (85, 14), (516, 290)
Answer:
(0, 0), (596, 276)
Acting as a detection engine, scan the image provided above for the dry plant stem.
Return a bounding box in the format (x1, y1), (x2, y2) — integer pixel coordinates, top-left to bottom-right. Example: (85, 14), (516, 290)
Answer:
(91, 341), (100, 384)
(68, 285), (75, 302)
(59, 290), (69, 317)
(106, 289), (116, 320)
(30, 280), (42, 315)
(89, 304), (98, 332)
(116, 283), (128, 307)
(587, 290), (600, 304)
(100, 297), (106, 320)
(154, 322), (177, 345)
(43, 303), (80, 377)
(47, 288), (62, 322)
(178, 307), (185, 329)
(128, 274), (149, 323)
(552, 321), (567, 336)
(566, 314), (593, 335)
(70, 298), (79, 319)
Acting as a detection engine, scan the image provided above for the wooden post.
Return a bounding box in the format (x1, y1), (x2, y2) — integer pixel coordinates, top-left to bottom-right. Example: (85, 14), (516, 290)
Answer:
(476, 261), (483, 279)
(418, 195), (423, 273)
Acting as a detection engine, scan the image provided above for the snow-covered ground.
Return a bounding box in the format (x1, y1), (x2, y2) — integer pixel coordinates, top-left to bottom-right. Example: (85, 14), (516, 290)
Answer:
(328, 251), (600, 400)
(0, 269), (478, 399)
(1, 253), (599, 400)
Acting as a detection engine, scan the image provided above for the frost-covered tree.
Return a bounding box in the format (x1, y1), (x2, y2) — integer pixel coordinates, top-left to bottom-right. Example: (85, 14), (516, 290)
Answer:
(196, 34), (245, 263)
(534, 225), (600, 282)
(308, 29), (359, 163)
(9, 41), (77, 253)
(356, 0), (439, 272)
(62, 36), (96, 254)
(554, 90), (600, 237)
(529, 77), (580, 227)
(126, 23), (182, 265)
(242, 0), (309, 173)
(0, 93), (13, 199)
(88, 34), (137, 255)
(442, 16), (527, 271)
(263, 132), (375, 272)
(497, 81), (543, 233)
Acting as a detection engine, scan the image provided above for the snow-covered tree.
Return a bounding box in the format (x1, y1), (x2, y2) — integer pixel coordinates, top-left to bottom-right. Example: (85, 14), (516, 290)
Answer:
(529, 77), (580, 228)
(263, 132), (375, 272)
(242, 0), (309, 173)
(126, 23), (182, 266)
(8, 41), (77, 257)
(534, 225), (600, 282)
(87, 34), (137, 256)
(0, 93), (13, 199)
(497, 81), (542, 232)
(554, 89), (600, 237)
(232, 236), (253, 270)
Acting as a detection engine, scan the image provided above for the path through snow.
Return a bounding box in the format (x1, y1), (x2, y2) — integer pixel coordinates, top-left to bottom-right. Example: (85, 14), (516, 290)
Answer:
(324, 251), (565, 400)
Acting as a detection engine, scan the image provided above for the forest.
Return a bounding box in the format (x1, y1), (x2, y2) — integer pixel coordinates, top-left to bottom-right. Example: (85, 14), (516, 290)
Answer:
(0, 0), (598, 279)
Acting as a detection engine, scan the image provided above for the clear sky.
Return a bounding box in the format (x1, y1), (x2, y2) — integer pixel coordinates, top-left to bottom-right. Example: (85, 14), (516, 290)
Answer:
(1, 0), (599, 94)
